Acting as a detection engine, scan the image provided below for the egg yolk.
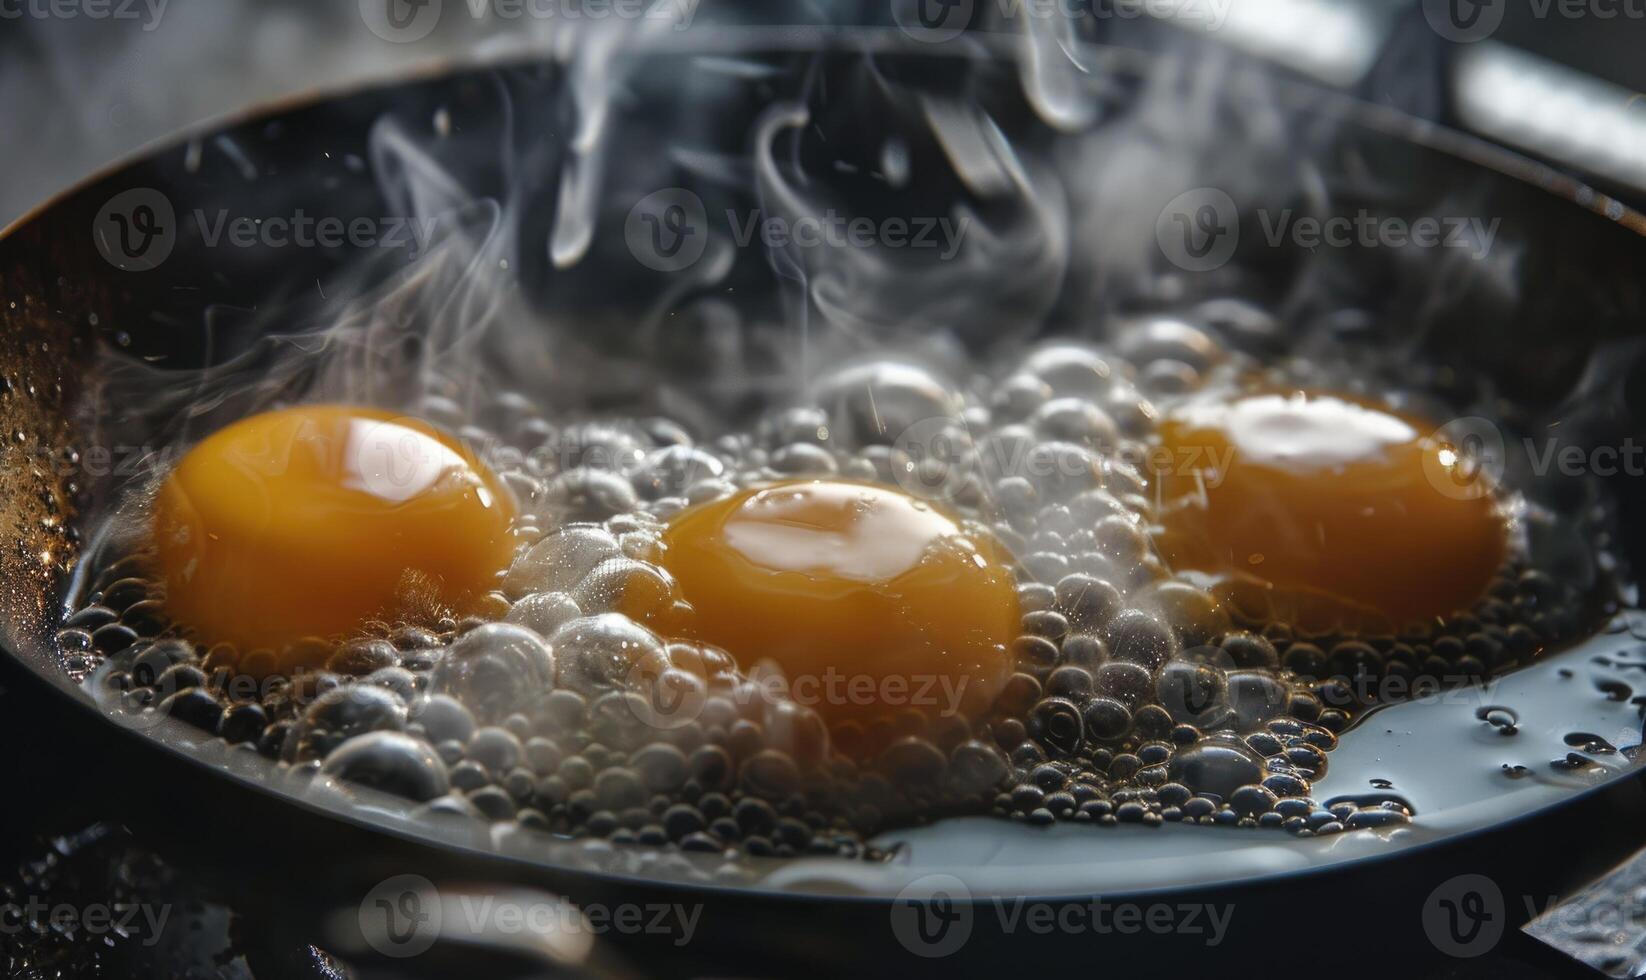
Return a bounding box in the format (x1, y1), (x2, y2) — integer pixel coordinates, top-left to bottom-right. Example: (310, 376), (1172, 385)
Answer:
(656, 481), (1018, 723)
(151, 405), (514, 663)
(1154, 391), (1506, 630)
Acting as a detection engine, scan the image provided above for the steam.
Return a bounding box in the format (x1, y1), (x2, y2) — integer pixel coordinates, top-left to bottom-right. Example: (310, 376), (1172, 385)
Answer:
(64, 16), (1641, 553)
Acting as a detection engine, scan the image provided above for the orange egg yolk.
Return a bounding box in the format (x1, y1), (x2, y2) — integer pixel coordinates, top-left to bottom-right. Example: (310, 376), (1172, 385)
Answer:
(656, 481), (1018, 723)
(1154, 391), (1506, 630)
(152, 405), (515, 662)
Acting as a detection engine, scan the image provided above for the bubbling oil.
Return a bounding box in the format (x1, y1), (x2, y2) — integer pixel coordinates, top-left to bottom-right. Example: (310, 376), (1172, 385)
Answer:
(61, 317), (1625, 861)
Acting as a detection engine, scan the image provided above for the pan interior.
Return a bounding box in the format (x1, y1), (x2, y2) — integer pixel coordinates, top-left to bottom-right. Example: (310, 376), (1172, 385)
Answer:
(3, 34), (1645, 900)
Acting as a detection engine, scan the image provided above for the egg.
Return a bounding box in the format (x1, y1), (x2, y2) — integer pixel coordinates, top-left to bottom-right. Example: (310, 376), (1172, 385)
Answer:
(1153, 391), (1507, 630)
(654, 480), (1018, 722)
(151, 405), (515, 664)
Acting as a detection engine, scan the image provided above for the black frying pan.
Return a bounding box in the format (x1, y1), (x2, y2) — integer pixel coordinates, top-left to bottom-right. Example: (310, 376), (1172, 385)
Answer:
(3, 28), (1646, 978)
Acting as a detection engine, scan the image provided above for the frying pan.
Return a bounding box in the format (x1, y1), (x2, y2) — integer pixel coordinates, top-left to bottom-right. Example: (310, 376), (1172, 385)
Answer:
(3, 27), (1646, 977)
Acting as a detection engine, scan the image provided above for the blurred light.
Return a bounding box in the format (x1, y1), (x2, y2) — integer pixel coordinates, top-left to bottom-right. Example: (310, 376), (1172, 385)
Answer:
(1156, 0), (1388, 86)
(1456, 42), (1646, 192)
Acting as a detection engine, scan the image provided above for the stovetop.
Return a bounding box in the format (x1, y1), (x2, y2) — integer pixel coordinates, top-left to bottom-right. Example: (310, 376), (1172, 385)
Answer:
(0, 679), (352, 980)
